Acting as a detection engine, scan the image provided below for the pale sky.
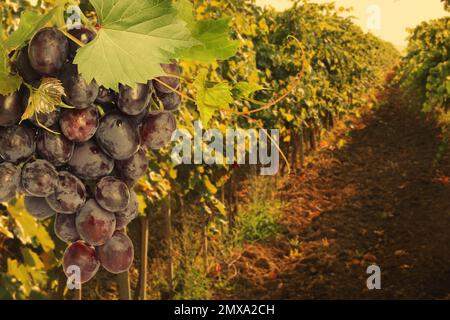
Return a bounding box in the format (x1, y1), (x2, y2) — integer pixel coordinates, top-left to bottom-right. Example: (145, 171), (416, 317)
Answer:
(255, 0), (449, 48)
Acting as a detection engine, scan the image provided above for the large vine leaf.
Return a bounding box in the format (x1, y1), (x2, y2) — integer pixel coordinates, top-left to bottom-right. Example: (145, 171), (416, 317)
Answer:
(74, 0), (196, 90)
(175, 0), (239, 62)
(0, 43), (21, 95)
(194, 69), (234, 126)
(5, 9), (58, 51)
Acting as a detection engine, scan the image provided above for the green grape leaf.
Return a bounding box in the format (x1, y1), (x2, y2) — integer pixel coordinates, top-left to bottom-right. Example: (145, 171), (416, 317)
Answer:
(232, 82), (264, 99)
(175, 0), (239, 62)
(0, 216), (14, 239)
(21, 78), (66, 123)
(74, 0), (195, 91)
(194, 69), (234, 126)
(0, 43), (22, 95)
(6, 9), (58, 51)
(7, 259), (33, 296)
(203, 175), (217, 194)
(21, 248), (45, 269)
(7, 198), (55, 252)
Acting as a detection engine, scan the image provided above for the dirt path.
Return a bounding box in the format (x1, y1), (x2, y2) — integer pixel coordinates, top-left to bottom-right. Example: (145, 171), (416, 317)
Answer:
(223, 93), (450, 299)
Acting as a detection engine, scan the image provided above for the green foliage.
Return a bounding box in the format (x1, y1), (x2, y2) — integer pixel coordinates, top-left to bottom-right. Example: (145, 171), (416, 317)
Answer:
(395, 17), (449, 113)
(233, 178), (283, 244)
(194, 68), (234, 125)
(0, 42), (21, 94)
(175, 0), (238, 62)
(0, 198), (56, 299)
(234, 202), (283, 244)
(6, 9), (58, 51)
(75, 0), (194, 90)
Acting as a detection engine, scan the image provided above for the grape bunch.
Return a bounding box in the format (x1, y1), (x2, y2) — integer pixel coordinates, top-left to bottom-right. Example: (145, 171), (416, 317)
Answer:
(0, 27), (180, 285)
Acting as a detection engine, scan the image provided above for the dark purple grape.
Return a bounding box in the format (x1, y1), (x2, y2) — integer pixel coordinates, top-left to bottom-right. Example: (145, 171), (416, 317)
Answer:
(60, 63), (99, 109)
(15, 46), (41, 85)
(116, 148), (148, 186)
(46, 171), (86, 214)
(96, 114), (140, 160)
(96, 86), (117, 105)
(126, 108), (149, 126)
(76, 199), (116, 246)
(21, 159), (58, 197)
(115, 191), (139, 230)
(28, 27), (69, 76)
(36, 130), (74, 166)
(68, 27), (96, 58)
(54, 213), (79, 243)
(63, 241), (100, 284)
(157, 91), (181, 111)
(68, 140), (114, 180)
(60, 106), (99, 142)
(0, 89), (26, 127)
(29, 110), (59, 128)
(95, 176), (130, 212)
(153, 63), (181, 94)
(117, 83), (152, 116)
(98, 231), (134, 274)
(24, 196), (56, 220)
(0, 162), (21, 202)
(0, 126), (35, 163)
(140, 111), (177, 150)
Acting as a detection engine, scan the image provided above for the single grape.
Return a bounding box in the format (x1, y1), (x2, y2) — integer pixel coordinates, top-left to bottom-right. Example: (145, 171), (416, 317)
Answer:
(54, 214), (80, 243)
(68, 140), (114, 180)
(115, 191), (139, 230)
(15, 46), (41, 86)
(76, 199), (116, 246)
(0, 89), (27, 127)
(60, 106), (99, 142)
(28, 27), (69, 76)
(97, 231), (134, 274)
(60, 63), (99, 109)
(36, 130), (74, 166)
(117, 83), (152, 116)
(68, 27), (96, 58)
(116, 148), (148, 186)
(24, 196), (56, 220)
(63, 241), (100, 284)
(96, 86), (117, 105)
(21, 159), (58, 197)
(29, 110), (59, 128)
(153, 63), (181, 94)
(95, 176), (130, 212)
(140, 111), (177, 150)
(46, 171), (86, 214)
(0, 126), (35, 163)
(96, 114), (140, 160)
(0, 162), (21, 203)
(156, 91), (181, 111)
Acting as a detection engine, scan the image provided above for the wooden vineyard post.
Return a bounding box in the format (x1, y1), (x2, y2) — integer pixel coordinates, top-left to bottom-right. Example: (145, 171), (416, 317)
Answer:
(56, 269), (66, 300)
(118, 271), (131, 300)
(164, 195), (174, 295)
(138, 215), (149, 300)
(290, 129), (298, 173)
(299, 126), (305, 167)
(228, 175), (236, 230)
(76, 285), (82, 300)
(118, 228), (131, 300)
(309, 123), (316, 151)
(203, 222), (209, 274)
